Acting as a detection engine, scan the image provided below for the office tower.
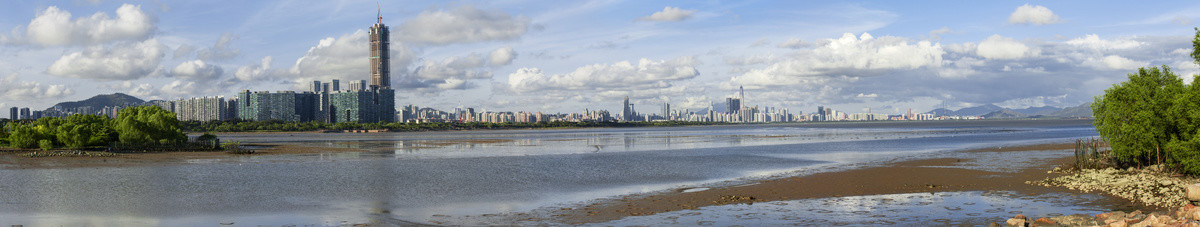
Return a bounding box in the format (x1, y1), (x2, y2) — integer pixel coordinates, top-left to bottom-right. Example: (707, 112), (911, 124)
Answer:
(623, 96), (631, 121)
(312, 81), (322, 93)
(817, 106), (825, 121)
(368, 7), (390, 89)
(663, 103), (670, 120)
(739, 86), (745, 105)
(360, 80), (367, 90)
(9, 107), (16, 120)
(332, 79), (340, 91)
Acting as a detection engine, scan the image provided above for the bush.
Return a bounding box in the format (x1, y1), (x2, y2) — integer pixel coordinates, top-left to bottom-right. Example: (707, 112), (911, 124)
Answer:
(38, 139), (53, 151)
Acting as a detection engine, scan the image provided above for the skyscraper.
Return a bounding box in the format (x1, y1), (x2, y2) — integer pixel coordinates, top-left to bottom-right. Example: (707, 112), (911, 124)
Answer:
(8, 107), (16, 120)
(368, 7), (390, 89)
(332, 79), (341, 91)
(662, 102), (670, 120)
(622, 96), (631, 121)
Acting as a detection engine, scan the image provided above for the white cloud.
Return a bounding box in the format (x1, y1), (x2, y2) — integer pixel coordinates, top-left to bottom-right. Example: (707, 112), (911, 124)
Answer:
(508, 56), (699, 93)
(856, 93), (878, 98)
(196, 33), (239, 61)
(638, 6), (696, 22)
(17, 4), (155, 46)
(0, 74), (73, 101)
(411, 54), (491, 88)
(732, 33), (943, 87)
(1008, 4), (1061, 25)
(235, 56), (273, 82)
(158, 80), (203, 97)
(170, 60), (223, 81)
(928, 27), (953, 40)
(1065, 34), (1142, 50)
(976, 35), (1037, 60)
(488, 46), (517, 66)
(288, 30), (413, 84)
(1098, 55), (1148, 70)
(47, 38), (165, 80)
(396, 5), (530, 45)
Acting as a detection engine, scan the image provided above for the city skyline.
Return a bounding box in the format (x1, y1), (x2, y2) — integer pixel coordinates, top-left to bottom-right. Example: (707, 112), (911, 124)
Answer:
(1, 1), (1200, 115)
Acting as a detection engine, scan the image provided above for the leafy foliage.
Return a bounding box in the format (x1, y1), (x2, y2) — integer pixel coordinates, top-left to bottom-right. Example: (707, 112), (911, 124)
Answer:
(114, 106), (186, 145)
(56, 114), (117, 148)
(1093, 27), (1200, 175)
(38, 139), (53, 151)
(1092, 66), (1184, 166)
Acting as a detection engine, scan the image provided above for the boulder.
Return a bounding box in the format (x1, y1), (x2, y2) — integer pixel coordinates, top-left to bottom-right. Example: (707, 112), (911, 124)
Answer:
(1188, 183), (1200, 201)
(1006, 218), (1026, 227)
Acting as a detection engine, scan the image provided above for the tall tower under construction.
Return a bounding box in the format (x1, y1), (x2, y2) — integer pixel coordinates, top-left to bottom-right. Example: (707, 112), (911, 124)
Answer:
(368, 7), (390, 89)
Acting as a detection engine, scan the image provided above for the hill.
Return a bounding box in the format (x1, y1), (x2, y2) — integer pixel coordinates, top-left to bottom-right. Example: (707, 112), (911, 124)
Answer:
(46, 93), (146, 111)
(953, 104), (1003, 116)
(925, 108), (954, 116)
(1013, 106), (1062, 116)
(1050, 103), (1092, 118)
(981, 109), (1029, 119)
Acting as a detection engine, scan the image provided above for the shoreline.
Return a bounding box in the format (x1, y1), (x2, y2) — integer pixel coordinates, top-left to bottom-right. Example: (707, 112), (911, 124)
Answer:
(182, 118), (1093, 134)
(0, 143), (364, 169)
(537, 142), (1153, 224)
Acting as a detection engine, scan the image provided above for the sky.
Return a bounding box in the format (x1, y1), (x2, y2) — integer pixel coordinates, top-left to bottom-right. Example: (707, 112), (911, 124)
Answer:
(1, 0), (1199, 116)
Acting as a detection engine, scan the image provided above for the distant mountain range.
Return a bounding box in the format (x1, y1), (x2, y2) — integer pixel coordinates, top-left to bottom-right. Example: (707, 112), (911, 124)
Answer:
(926, 103), (1092, 119)
(45, 93), (146, 111)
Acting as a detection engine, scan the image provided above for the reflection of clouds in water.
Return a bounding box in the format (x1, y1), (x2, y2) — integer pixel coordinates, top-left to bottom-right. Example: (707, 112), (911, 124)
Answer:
(602, 191), (1114, 226)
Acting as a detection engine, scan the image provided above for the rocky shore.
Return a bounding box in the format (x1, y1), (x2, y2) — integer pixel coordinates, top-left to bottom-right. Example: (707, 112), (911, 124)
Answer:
(1005, 165), (1200, 226)
(999, 206), (1200, 226)
(1032, 165), (1198, 208)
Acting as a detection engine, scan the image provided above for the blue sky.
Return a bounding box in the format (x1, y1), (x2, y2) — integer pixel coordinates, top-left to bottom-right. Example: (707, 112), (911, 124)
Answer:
(1, 0), (1199, 115)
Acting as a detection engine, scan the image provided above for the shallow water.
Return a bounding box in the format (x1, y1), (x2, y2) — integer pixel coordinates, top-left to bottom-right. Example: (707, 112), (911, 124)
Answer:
(600, 191), (1115, 226)
(0, 120), (1100, 226)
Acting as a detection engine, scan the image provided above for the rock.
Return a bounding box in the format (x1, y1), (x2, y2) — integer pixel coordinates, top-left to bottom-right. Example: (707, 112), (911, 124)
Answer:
(1187, 184), (1200, 201)
(1034, 217), (1056, 225)
(1006, 218), (1026, 227)
(990, 222), (1002, 227)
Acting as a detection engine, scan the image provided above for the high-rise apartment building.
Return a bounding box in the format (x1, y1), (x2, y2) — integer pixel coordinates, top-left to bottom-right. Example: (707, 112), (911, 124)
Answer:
(175, 96), (232, 121)
(8, 107), (16, 120)
(19, 108), (30, 120)
(237, 90), (319, 122)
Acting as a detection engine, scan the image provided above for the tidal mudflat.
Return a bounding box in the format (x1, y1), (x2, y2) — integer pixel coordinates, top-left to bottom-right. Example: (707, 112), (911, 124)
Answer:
(0, 119), (1110, 226)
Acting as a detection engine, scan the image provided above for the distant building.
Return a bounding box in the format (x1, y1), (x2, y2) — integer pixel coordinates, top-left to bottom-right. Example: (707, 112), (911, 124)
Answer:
(175, 96), (232, 121)
(369, 9), (391, 89)
(19, 107), (30, 120)
(237, 90), (319, 122)
(329, 89), (395, 123)
(8, 107), (15, 120)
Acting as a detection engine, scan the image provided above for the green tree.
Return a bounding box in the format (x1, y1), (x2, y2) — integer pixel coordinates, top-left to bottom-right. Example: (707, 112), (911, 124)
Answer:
(7, 123), (42, 149)
(114, 106), (186, 145)
(1093, 66), (1185, 166)
(56, 114), (117, 148)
